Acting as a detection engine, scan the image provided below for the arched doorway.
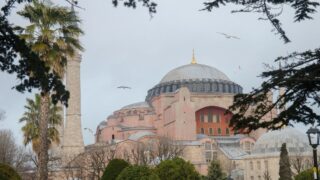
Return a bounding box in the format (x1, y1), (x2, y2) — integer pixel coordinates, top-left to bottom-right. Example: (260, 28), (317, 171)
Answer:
(195, 106), (233, 136)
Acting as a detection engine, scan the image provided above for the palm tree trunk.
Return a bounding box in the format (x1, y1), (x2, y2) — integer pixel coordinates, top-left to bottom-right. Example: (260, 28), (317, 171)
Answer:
(38, 92), (50, 180)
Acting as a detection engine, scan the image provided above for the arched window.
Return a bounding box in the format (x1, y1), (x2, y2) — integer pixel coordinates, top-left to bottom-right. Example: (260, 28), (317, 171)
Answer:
(218, 128), (221, 135)
(166, 85), (171, 92)
(139, 114), (144, 120)
(204, 83), (210, 92)
(216, 115), (220, 123)
(212, 83), (218, 92)
(218, 84), (223, 92)
(172, 84), (177, 91)
(209, 128), (213, 135)
(208, 111), (213, 122)
(226, 128), (230, 135)
(201, 128), (205, 134)
(112, 134), (115, 140)
(200, 113), (205, 122)
(225, 84), (229, 92)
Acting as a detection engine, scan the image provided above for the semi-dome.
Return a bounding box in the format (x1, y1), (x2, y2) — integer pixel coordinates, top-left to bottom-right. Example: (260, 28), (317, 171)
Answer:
(252, 127), (310, 155)
(97, 121), (107, 130)
(160, 63), (230, 83)
(121, 101), (151, 110)
(146, 62), (242, 102)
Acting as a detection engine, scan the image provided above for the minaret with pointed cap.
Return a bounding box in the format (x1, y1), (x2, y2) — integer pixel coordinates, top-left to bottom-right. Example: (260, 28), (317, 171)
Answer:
(191, 49), (197, 64)
(62, 1), (84, 158)
(278, 61), (286, 114)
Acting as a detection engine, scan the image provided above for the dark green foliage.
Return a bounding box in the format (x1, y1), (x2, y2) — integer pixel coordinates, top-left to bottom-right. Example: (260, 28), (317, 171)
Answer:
(155, 157), (200, 180)
(0, 163), (21, 180)
(197, 0), (320, 132)
(202, 0), (319, 43)
(1, 0), (69, 106)
(101, 159), (130, 180)
(112, 0), (157, 15)
(228, 48), (320, 133)
(295, 168), (318, 180)
(116, 165), (160, 180)
(207, 160), (226, 180)
(279, 143), (292, 180)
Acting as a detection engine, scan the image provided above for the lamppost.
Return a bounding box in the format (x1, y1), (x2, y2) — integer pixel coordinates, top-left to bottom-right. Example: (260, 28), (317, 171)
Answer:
(307, 127), (320, 180)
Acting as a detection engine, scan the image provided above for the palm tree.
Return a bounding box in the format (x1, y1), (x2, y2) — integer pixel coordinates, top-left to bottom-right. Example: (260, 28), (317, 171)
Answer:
(20, 94), (62, 155)
(17, 1), (83, 179)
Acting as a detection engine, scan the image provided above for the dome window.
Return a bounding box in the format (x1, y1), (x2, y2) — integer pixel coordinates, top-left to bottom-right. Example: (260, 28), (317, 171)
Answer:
(225, 84), (229, 92)
(204, 83), (210, 92)
(212, 83), (218, 92)
(165, 85), (171, 92)
(218, 84), (223, 92)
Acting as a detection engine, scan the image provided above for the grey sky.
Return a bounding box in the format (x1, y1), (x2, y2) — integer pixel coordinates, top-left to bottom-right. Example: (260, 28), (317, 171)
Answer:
(0, 0), (319, 145)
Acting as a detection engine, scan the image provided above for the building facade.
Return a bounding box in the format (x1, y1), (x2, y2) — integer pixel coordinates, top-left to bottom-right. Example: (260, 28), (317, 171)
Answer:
(95, 56), (266, 175)
(94, 55), (311, 179)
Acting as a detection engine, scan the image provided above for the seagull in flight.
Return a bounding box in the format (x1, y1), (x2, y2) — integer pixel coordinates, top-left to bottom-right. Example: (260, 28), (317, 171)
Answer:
(84, 128), (94, 134)
(217, 32), (240, 40)
(117, 86), (132, 89)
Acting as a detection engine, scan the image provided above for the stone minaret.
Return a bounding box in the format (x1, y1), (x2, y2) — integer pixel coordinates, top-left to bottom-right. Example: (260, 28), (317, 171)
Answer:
(62, 52), (84, 157)
(278, 61), (286, 114)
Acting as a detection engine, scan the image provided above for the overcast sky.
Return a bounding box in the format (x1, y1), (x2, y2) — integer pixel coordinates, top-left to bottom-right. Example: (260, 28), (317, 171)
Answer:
(1, 0), (319, 145)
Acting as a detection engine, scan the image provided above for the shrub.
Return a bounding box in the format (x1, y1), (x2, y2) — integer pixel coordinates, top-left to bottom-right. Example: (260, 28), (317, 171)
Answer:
(116, 165), (160, 180)
(101, 159), (130, 180)
(295, 169), (317, 180)
(155, 157), (200, 180)
(207, 160), (226, 180)
(0, 163), (21, 180)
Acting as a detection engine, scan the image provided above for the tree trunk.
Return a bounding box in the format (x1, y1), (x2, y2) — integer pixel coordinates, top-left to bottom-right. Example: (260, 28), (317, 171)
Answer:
(38, 92), (50, 180)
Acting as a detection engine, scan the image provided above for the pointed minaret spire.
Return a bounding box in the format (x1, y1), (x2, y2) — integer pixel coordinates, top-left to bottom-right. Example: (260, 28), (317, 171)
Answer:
(191, 49), (197, 64)
(279, 60), (282, 70)
(278, 61), (286, 115)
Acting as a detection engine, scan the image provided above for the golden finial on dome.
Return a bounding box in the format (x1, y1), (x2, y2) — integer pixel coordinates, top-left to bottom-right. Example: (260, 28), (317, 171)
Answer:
(191, 49), (197, 64)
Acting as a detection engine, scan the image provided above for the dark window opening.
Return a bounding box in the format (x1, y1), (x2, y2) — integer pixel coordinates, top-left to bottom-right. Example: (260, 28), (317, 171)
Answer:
(200, 113), (204, 122)
(208, 111), (213, 122)
(218, 128), (221, 135)
(209, 128), (213, 135)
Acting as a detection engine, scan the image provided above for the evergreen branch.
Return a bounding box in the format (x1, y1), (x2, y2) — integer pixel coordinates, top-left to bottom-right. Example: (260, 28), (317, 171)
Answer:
(112, 0), (157, 16)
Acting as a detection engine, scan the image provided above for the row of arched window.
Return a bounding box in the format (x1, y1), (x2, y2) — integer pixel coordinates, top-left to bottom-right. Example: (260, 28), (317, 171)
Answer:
(200, 127), (230, 135)
(146, 81), (242, 101)
(200, 113), (221, 123)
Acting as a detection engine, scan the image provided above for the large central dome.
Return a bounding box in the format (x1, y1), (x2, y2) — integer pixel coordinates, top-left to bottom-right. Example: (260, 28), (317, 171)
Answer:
(160, 63), (230, 83)
(146, 61), (242, 102)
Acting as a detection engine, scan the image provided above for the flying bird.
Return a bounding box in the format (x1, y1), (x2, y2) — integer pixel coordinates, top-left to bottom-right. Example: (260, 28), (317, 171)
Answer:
(117, 86), (132, 89)
(84, 128), (94, 134)
(217, 32), (240, 40)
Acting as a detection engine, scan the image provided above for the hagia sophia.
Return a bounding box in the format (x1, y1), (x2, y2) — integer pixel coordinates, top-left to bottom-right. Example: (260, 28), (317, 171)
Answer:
(92, 54), (312, 179)
(56, 52), (312, 180)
